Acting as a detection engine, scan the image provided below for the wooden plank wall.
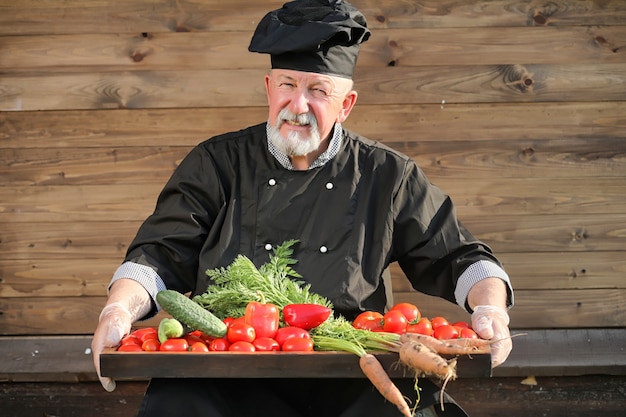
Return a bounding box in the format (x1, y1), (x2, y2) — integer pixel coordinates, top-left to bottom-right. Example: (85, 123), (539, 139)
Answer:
(1, 0), (625, 337)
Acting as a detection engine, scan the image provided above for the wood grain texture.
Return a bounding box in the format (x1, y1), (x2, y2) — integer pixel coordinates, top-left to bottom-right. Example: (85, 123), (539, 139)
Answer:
(2, 64), (625, 111)
(3, 101), (624, 148)
(1, 26), (623, 72)
(1, 0), (625, 337)
(2, 0), (626, 35)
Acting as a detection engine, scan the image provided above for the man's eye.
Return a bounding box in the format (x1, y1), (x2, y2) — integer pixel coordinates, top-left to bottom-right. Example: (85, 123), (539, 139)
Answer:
(311, 88), (328, 96)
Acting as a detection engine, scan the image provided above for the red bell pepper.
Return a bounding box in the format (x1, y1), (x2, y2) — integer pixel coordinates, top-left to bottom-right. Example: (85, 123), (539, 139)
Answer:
(244, 301), (280, 338)
(282, 304), (332, 330)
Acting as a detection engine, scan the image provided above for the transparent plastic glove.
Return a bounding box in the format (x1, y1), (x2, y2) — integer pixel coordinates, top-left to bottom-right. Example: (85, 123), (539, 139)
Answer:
(91, 302), (132, 392)
(471, 305), (512, 367)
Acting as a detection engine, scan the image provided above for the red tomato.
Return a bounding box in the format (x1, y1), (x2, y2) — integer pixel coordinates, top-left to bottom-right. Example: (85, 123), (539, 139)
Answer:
(382, 310), (408, 334)
(274, 326), (310, 347)
(223, 317), (236, 328)
(209, 338), (230, 352)
(452, 321), (471, 329)
(390, 302), (421, 323)
(117, 343), (143, 352)
(183, 333), (203, 344)
(433, 324), (460, 340)
(253, 337), (281, 351)
(281, 337), (314, 352)
(430, 316), (450, 330)
(227, 322), (256, 344)
(460, 327), (479, 339)
(159, 338), (189, 352)
(228, 341), (256, 352)
(282, 304), (332, 330)
(190, 341), (210, 352)
(406, 317), (434, 336)
(352, 311), (384, 331)
(131, 327), (158, 342)
(120, 335), (142, 347)
(141, 338), (160, 352)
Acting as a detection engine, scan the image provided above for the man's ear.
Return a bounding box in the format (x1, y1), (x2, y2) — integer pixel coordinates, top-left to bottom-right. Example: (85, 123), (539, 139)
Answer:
(337, 90), (358, 123)
(264, 73), (272, 105)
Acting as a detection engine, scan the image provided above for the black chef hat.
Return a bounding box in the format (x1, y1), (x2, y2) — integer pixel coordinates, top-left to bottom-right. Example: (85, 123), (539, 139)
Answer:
(249, 0), (370, 79)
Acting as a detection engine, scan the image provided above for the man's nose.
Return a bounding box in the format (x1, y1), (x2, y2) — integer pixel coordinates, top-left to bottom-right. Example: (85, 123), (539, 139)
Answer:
(289, 90), (309, 115)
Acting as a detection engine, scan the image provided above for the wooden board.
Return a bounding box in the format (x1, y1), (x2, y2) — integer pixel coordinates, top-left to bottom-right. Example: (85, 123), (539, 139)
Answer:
(100, 349), (492, 379)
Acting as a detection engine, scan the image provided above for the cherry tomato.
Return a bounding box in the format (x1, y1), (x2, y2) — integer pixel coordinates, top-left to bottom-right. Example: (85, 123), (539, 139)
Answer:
(184, 333), (206, 346)
(433, 324), (460, 340)
(223, 317), (236, 328)
(253, 337), (281, 351)
(281, 337), (314, 352)
(159, 338), (189, 352)
(228, 341), (256, 352)
(460, 327), (479, 339)
(274, 326), (310, 347)
(406, 317), (434, 336)
(190, 341), (210, 352)
(209, 338), (230, 352)
(390, 302), (421, 323)
(382, 310), (408, 334)
(430, 316), (450, 330)
(131, 327), (158, 342)
(117, 343), (143, 352)
(227, 322), (256, 344)
(352, 311), (384, 331)
(141, 338), (160, 352)
(120, 335), (142, 347)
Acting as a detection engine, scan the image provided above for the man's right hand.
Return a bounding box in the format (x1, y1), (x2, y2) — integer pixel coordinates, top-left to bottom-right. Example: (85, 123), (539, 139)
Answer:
(91, 302), (132, 392)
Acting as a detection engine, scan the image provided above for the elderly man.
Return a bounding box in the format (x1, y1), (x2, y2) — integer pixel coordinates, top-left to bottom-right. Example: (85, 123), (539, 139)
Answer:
(92, 1), (513, 416)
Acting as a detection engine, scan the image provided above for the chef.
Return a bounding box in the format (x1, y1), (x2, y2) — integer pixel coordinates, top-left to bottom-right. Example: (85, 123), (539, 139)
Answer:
(92, 1), (513, 416)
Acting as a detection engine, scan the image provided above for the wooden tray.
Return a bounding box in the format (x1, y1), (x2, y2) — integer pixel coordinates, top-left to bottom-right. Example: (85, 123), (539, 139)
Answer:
(101, 349), (492, 379)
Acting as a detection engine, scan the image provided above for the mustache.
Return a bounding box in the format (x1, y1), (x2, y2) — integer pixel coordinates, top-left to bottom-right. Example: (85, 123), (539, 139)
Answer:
(276, 108), (318, 128)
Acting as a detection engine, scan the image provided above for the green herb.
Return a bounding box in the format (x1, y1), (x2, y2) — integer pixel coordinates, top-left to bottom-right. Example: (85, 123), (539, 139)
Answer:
(193, 240), (332, 319)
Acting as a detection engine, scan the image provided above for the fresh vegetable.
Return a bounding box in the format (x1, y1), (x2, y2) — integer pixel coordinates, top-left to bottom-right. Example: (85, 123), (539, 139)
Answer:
(352, 311), (383, 331)
(282, 303), (331, 330)
(157, 289), (227, 338)
(227, 322), (256, 344)
(158, 317), (184, 343)
(141, 338), (160, 352)
(281, 337), (314, 352)
(159, 338), (189, 352)
(382, 309), (408, 334)
(193, 240), (332, 319)
(117, 343), (143, 352)
(190, 341), (210, 353)
(433, 324), (460, 340)
(244, 300), (280, 338)
(253, 337), (280, 351)
(399, 340), (457, 381)
(389, 302), (421, 323)
(406, 317), (434, 336)
(360, 353), (412, 417)
(274, 326), (310, 347)
(400, 333), (489, 355)
(209, 338), (230, 351)
(229, 341), (256, 352)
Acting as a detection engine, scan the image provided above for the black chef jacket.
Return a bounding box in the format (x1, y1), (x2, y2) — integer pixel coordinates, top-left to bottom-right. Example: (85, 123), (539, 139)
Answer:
(125, 122), (502, 319)
(123, 123), (495, 417)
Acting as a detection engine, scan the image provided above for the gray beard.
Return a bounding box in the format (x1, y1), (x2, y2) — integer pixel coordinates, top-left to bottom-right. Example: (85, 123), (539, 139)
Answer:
(268, 109), (321, 157)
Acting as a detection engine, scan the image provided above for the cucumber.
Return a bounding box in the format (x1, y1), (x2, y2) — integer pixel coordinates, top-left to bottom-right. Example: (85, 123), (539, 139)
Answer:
(156, 290), (227, 338)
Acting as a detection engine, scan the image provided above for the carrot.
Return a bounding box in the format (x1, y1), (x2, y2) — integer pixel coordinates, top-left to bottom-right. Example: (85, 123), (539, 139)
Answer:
(398, 341), (457, 381)
(359, 353), (412, 417)
(400, 333), (490, 355)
